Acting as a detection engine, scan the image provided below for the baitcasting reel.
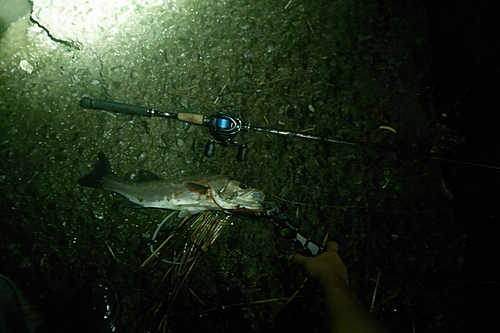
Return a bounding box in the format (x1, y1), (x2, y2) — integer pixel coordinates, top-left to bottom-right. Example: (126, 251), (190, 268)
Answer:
(80, 97), (254, 160)
(203, 112), (247, 161)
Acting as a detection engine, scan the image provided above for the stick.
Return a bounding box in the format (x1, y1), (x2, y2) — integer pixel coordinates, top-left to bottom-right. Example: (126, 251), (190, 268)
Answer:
(370, 269), (382, 313)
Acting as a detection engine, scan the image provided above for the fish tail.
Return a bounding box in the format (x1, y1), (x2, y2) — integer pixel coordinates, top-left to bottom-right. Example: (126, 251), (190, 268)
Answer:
(78, 152), (112, 189)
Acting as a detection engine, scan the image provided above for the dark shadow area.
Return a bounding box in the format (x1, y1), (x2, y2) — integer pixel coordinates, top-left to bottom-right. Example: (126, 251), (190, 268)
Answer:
(423, 0), (500, 330)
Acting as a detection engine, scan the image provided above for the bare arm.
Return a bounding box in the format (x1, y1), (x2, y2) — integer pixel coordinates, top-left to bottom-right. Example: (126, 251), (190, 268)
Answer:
(290, 242), (389, 333)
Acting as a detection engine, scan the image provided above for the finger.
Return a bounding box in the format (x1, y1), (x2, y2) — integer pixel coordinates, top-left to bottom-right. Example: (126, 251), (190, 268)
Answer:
(325, 241), (339, 252)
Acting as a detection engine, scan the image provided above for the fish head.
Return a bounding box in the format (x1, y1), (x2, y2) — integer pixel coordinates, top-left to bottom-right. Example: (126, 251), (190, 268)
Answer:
(210, 178), (265, 210)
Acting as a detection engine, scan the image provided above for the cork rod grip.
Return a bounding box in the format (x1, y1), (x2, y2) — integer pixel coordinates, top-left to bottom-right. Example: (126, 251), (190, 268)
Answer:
(177, 113), (206, 125)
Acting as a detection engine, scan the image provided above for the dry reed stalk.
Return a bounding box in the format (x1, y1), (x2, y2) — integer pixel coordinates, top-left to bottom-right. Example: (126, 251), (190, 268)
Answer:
(139, 211), (230, 332)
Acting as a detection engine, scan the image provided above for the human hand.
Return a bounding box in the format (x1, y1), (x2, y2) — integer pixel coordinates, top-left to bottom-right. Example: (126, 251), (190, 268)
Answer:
(289, 241), (349, 289)
(291, 242), (390, 333)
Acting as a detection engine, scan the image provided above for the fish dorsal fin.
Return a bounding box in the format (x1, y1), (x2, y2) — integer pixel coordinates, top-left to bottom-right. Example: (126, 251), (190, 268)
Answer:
(137, 170), (162, 181)
(185, 182), (210, 195)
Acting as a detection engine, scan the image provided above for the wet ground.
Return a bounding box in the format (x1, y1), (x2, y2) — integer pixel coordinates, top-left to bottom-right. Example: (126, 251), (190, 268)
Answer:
(1, 0), (498, 332)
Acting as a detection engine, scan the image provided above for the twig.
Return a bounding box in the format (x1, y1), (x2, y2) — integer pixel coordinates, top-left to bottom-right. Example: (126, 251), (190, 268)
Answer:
(285, 277), (307, 306)
(307, 20), (314, 33)
(141, 231), (175, 268)
(376, 292), (400, 308)
(104, 240), (118, 261)
(370, 269), (382, 313)
(197, 295), (303, 314)
(189, 288), (205, 305)
(321, 233), (329, 247)
(214, 77), (230, 105)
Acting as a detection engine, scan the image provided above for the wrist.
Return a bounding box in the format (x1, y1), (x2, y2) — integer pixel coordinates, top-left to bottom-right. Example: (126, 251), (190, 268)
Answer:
(317, 273), (350, 292)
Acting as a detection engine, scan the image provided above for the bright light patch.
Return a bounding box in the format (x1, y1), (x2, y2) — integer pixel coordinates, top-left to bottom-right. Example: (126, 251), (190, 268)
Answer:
(30, 0), (182, 48)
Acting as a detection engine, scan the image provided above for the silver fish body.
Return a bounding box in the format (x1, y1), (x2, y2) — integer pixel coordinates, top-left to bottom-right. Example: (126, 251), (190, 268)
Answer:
(78, 152), (265, 217)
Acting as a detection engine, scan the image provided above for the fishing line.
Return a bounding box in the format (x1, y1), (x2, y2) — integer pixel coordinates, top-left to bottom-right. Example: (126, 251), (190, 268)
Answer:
(272, 195), (443, 214)
(150, 212), (176, 255)
(149, 212), (195, 265)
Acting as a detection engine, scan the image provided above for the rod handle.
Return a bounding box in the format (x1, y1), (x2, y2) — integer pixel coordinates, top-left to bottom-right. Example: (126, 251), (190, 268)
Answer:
(80, 97), (152, 117)
(177, 113), (206, 125)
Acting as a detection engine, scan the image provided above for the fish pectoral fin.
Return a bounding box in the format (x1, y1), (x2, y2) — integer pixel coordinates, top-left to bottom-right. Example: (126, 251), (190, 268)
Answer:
(137, 170), (162, 181)
(185, 182), (210, 195)
(121, 198), (142, 208)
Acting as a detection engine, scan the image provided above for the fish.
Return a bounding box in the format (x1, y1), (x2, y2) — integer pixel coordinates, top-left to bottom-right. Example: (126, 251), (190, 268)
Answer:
(78, 152), (265, 218)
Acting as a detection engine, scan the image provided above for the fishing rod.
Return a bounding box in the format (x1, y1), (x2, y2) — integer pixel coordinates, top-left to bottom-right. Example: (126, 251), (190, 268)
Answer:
(80, 97), (361, 161)
(79, 97), (500, 169)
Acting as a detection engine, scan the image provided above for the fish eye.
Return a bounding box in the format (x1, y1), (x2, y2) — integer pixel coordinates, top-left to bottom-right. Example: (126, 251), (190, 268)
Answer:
(239, 183), (248, 189)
